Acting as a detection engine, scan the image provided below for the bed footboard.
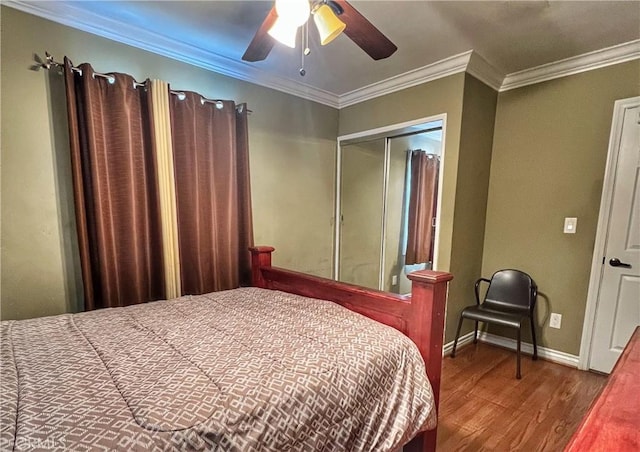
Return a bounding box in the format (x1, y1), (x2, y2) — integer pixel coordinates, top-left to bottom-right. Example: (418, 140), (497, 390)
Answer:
(249, 246), (453, 452)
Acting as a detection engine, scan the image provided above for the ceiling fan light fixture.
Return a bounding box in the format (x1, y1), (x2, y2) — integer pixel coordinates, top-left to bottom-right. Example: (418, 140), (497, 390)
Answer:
(268, 17), (299, 48)
(274, 0), (310, 27)
(313, 3), (346, 45)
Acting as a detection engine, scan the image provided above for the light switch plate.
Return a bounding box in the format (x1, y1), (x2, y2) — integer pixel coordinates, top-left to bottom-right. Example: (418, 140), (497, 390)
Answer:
(564, 217), (577, 234)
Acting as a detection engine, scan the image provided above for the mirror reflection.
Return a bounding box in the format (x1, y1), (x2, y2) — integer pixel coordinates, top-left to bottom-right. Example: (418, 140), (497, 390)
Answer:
(337, 121), (443, 294)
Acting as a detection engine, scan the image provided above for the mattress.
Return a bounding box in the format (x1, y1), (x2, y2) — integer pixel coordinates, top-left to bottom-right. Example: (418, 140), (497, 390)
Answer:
(0, 287), (436, 451)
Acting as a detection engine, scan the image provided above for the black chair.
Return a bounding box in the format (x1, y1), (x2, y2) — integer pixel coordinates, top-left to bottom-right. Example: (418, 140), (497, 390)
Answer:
(450, 269), (538, 379)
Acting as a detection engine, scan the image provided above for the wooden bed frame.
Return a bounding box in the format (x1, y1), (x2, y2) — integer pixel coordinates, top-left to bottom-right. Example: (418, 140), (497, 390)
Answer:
(249, 246), (453, 452)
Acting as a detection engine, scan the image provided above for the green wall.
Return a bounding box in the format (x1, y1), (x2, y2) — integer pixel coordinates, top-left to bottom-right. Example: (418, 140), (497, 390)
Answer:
(339, 73), (466, 279)
(483, 61), (640, 355)
(0, 7), (338, 320)
(448, 74), (498, 342)
(338, 73), (498, 343)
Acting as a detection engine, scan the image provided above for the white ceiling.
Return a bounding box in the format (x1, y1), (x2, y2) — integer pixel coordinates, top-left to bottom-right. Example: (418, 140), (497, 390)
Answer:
(9, 1), (640, 107)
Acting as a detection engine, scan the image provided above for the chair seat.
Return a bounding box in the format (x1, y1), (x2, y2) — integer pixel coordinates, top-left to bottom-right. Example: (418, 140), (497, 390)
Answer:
(460, 305), (525, 329)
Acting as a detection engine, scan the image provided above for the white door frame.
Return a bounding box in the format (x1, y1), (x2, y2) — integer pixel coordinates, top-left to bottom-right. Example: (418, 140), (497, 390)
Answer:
(578, 96), (640, 371)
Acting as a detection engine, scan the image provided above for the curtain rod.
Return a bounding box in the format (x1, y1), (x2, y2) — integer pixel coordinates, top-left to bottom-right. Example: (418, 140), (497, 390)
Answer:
(407, 150), (440, 156)
(36, 52), (251, 113)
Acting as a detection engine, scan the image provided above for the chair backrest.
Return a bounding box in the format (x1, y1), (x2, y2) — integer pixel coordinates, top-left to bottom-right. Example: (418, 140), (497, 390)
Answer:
(483, 269), (537, 313)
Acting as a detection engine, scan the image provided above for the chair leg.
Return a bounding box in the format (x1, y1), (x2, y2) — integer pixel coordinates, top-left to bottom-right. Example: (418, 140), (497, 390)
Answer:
(451, 316), (465, 358)
(530, 315), (538, 361)
(473, 321), (478, 344)
(516, 328), (522, 379)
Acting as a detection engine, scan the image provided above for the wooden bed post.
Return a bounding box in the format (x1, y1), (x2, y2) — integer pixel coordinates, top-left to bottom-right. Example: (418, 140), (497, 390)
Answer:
(249, 246), (275, 288)
(406, 270), (452, 408)
(405, 270), (453, 452)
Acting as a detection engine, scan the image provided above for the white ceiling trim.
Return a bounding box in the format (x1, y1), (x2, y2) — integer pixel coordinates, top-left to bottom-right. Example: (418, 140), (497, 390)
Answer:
(6, 1), (639, 107)
(5, 0), (341, 108)
(338, 51), (473, 108)
(501, 39), (640, 92)
(466, 52), (504, 91)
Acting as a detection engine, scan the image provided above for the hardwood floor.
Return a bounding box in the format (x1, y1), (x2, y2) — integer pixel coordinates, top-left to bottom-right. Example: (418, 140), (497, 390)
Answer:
(436, 343), (607, 451)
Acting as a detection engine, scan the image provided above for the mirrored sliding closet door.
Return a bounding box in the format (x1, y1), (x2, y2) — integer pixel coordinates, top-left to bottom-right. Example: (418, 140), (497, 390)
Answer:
(335, 119), (444, 294)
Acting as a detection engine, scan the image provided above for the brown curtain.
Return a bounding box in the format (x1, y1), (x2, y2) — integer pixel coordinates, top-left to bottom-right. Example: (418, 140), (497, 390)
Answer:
(64, 58), (166, 310)
(405, 151), (440, 265)
(170, 93), (254, 294)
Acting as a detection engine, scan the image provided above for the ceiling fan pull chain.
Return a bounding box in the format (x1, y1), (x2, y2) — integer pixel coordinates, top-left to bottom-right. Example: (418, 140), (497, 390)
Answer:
(299, 20), (310, 76)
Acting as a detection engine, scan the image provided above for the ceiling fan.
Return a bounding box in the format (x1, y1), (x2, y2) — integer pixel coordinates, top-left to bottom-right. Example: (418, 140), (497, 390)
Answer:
(242, 0), (397, 63)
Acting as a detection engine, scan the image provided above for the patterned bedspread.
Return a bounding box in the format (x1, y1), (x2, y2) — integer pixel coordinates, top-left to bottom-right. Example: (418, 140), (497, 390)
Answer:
(0, 288), (436, 451)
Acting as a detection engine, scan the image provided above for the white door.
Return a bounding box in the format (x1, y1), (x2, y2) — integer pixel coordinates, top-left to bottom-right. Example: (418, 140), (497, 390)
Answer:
(589, 98), (640, 374)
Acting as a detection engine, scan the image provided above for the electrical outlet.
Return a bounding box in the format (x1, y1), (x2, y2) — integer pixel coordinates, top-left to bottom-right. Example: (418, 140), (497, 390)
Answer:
(549, 313), (562, 329)
(392, 275), (398, 285)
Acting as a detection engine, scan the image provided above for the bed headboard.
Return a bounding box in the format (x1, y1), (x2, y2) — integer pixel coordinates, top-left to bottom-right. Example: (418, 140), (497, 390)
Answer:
(249, 246), (453, 452)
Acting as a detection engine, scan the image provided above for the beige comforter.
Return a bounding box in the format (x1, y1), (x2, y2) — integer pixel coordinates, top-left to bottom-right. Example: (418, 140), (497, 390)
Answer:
(0, 287), (436, 451)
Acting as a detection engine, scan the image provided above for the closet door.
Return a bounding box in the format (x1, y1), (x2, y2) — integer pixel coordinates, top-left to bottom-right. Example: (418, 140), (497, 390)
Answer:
(383, 131), (442, 294)
(382, 136), (410, 293)
(339, 138), (385, 289)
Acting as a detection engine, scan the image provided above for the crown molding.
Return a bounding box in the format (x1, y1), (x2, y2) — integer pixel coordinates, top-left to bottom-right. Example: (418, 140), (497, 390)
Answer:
(501, 39), (640, 92)
(338, 51), (473, 108)
(466, 52), (504, 91)
(6, 1), (639, 107)
(4, 0), (341, 108)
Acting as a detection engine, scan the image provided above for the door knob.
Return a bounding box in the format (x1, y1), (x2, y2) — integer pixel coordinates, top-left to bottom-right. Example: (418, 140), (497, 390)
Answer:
(609, 258), (632, 268)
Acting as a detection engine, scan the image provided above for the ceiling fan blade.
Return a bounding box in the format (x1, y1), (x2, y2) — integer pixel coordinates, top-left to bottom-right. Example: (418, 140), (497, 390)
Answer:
(242, 6), (277, 62)
(332, 0), (397, 60)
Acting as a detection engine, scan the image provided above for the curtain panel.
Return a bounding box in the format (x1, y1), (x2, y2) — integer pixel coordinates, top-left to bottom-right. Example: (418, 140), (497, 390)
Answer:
(405, 151), (440, 266)
(64, 59), (165, 309)
(150, 79), (182, 299)
(64, 59), (253, 310)
(170, 93), (253, 294)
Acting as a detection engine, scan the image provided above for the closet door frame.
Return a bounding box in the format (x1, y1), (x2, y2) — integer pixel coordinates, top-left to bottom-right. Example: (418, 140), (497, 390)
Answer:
(334, 114), (447, 285)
